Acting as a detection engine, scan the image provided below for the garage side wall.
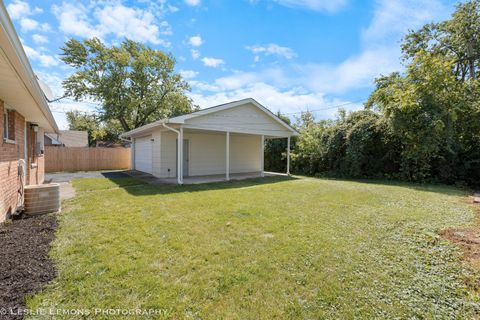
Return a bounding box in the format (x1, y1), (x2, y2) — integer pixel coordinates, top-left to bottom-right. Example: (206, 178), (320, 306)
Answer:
(185, 131), (226, 176)
(230, 134), (261, 173)
(159, 131), (177, 178)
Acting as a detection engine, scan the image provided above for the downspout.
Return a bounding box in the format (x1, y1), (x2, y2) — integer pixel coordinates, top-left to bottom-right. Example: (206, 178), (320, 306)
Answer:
(162, 123), (183, 185)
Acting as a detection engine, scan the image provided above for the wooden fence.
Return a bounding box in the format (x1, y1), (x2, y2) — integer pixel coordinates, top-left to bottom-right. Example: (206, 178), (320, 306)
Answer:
(45, 146), (131, 173)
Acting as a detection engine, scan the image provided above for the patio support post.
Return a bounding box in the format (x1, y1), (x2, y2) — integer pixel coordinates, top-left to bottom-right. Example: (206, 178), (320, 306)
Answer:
(260, 135), (264, 177)
(179, 126), (184, 184)
(226, 131), (230, 181)
(131, 138), (136, 170)
(287, 136), (290, 175)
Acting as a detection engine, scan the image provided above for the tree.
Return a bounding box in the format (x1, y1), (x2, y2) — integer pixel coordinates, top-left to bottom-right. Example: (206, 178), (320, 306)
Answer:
(402, 0), (480, 81)
(264, 112), (293, 172)
(66, 111), (123, 147)
(367, 0), (480, 183)
(66, 111), (102, 147)
(289, 0), (480, 186)
(61, 38), (195, 132)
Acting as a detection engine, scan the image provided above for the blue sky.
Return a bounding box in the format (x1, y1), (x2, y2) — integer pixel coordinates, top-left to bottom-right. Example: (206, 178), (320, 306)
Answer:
(6, 0), (458, 129)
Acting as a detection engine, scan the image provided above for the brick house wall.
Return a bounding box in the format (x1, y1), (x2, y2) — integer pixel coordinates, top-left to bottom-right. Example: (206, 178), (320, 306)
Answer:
(0, 99), (25, 222)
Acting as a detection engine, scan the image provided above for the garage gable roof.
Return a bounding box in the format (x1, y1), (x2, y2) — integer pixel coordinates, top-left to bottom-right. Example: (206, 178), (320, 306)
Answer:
(170, 98), (297, 132)
(123, 98), (298, 137)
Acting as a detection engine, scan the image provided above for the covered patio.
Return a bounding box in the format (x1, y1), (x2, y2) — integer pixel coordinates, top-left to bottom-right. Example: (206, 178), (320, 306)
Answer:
(122, 98), (298, 185)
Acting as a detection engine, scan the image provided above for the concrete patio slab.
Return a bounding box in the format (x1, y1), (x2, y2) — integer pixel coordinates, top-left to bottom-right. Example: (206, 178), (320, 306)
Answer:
(125, 170), (288, 185)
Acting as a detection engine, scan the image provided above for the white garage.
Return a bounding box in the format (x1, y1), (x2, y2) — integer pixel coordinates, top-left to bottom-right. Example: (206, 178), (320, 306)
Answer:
(133, 135), (152, 174)
(123, 98), (298, 184)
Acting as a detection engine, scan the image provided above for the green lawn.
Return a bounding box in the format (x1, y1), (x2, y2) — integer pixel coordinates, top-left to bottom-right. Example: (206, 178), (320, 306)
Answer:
(28, 176), (480, 319)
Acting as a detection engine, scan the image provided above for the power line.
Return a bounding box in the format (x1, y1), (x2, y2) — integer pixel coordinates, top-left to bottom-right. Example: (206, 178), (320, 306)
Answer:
(48, 98), (367, 117)
(283, 100), (366, 115)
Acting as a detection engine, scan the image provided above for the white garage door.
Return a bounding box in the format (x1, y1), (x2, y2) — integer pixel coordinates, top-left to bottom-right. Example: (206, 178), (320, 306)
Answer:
(134, 136), (152, 174)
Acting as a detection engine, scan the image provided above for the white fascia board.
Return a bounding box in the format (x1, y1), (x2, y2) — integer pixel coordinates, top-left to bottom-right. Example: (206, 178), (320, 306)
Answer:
(0, 2), (58, 133)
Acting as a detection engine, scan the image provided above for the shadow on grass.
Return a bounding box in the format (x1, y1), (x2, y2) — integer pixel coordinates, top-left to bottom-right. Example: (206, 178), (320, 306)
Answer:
(100, 171), (131, 179)
(76, 171), (467, 198)
(95, 175), (298, 196)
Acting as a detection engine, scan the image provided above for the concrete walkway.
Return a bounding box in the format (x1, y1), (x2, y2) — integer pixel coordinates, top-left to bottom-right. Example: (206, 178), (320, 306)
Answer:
(45, 171), (130, 201)
(45, 170), (129, 183)
(59, 183), (76, 201)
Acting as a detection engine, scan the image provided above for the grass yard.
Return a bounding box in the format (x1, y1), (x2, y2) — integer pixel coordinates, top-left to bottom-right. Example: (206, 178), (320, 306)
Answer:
(27, 176), (480, 319)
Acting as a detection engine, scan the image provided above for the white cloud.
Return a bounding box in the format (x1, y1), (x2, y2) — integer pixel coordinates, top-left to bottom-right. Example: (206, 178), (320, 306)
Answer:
(247, 43), (297, 59)
(185, 0), (201, 6)
(189, 80), (220, 92)
(214, 73), (259, 91)
(52, 2), (171, 45)
(296, 47), (400, 94)
(50, 100), (100, 130)
(39, 23), (51, 32)
(167, 5), (179, 13)
(94, 4), (169, 45)
(191, 49), (200, 60)
(6, 0), (42, 20)
(189, 81), (356, 119)
(35, 71), (64, 98)
(273, 0), (347, 12)
(189, 0), (450, 118)
(7, 0), (49, 34)
(23, 45), (58, 67)
(189, 35), (203, 47)
(32, 34), (48, 44)
(34, 71), (100, 130)
(362, 0), (449, 46)
(180, 69), (199, 79)
(52, 2), (100, 38)
(202, 57), (225, 68)
(19, 17), (38, 31)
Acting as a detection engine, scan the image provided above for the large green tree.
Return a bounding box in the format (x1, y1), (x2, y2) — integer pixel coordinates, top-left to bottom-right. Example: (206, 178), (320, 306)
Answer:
(66, 111), (124, 147)
(264, 112), (294, 172)
(291, 0), (480, 185)
(402, 0), (480, 81)
(366, 0), (480, 183)
(61, 38), (194, 132)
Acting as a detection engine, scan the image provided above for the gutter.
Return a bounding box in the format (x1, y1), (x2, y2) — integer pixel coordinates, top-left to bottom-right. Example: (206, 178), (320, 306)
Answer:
(0, 2), (58, 133)
(161, 123), (183, 185)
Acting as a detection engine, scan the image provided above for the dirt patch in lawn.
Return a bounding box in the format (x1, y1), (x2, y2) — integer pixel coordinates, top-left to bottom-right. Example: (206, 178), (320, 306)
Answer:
(440, 196), (480, 263)
(440, 228), (480, 261)
(0, 214), (57, 320)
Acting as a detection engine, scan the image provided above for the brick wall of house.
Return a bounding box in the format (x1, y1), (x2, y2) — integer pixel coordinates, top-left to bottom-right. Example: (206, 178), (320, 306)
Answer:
(0, 100), (26, 222)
